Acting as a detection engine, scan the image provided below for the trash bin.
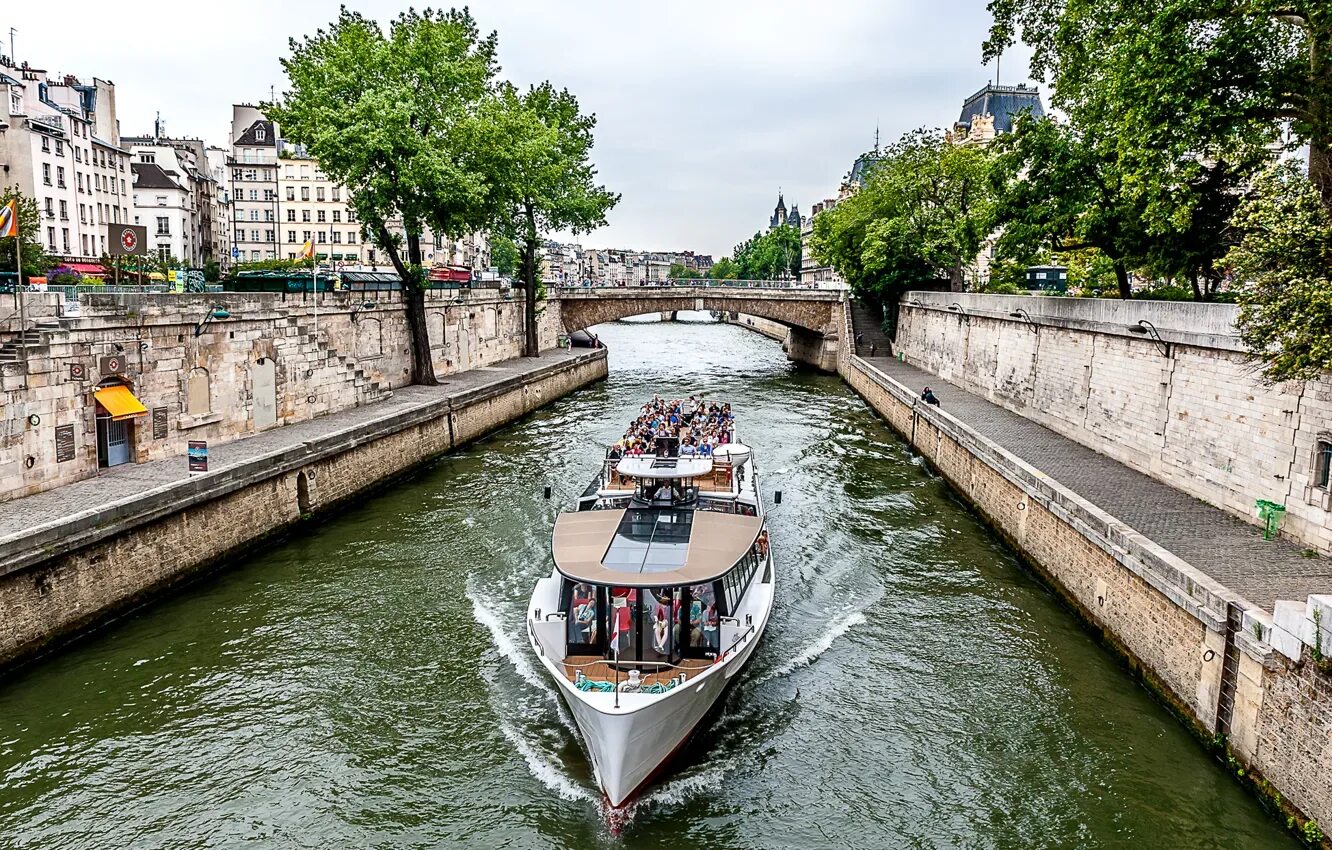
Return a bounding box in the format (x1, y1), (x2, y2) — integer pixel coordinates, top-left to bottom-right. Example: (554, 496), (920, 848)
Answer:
(1256, 499), (1287, 540)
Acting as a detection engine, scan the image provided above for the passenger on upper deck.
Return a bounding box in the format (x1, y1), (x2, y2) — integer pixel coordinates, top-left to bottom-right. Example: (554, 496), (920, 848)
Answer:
(611, 395), (737, 460)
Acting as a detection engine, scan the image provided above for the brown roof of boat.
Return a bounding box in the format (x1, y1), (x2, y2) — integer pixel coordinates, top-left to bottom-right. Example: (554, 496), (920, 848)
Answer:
(552, 509), (763, 586)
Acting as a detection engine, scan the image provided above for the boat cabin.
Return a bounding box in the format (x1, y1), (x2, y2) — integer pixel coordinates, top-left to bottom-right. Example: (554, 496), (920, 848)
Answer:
(551, 507), (768, 668)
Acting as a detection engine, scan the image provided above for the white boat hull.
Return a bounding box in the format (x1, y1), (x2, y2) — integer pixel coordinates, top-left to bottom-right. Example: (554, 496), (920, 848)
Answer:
(542, 618), (767, 807)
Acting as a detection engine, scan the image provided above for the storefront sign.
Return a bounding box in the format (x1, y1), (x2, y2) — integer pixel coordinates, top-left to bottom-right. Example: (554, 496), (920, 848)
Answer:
(152, 407), (168, 440)
(54, 425), (75, 463)
(187, 440), (208, 473)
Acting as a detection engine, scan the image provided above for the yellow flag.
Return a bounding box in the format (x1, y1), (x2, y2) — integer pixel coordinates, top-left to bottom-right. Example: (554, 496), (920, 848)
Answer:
(0, 200), (17, 238)
(299, 239), (314, 259)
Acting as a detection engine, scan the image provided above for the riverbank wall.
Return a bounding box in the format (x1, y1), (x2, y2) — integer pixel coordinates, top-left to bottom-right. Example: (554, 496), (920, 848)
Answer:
(0, 348), (607, 672)
(837, 302), (1332, 844)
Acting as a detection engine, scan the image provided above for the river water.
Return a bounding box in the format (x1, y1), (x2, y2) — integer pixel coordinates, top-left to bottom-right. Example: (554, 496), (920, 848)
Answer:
(0, 316), (1295, 849)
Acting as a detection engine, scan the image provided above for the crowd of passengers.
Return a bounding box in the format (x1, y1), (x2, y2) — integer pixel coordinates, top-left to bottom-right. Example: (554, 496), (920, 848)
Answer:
(607, 395), (736, 459)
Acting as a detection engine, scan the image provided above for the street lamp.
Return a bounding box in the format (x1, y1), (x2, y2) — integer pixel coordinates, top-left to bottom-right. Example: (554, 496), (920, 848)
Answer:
(193, 304), (233, 337)
(1127, 319), (1169, 356)
(1009, 308), (1038, 330)
(351, 300), (377, 322)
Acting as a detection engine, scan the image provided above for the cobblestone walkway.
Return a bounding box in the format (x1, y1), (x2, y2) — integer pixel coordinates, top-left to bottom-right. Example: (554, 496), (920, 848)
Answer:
(865, 356), (1332, 611)
(0, 350), (588, 544)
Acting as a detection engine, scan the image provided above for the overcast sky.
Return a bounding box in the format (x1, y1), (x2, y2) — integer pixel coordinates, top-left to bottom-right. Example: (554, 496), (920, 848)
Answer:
(3, 1), (1035, 257)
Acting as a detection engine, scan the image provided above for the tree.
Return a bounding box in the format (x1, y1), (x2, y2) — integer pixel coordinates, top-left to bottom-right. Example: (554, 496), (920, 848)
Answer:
(732, 225), (802, 280)
(985, 0), (1332, 214)
(1226, 163), (1332, 382)
(708, 257), (740, 280)
(810, 127), (993, 326)
(0, 188), (48, 285)
(667, 262), (701, 280)
(490, 234), (519, 278)
(989, 117), (1148, 299)
(266, 8), (499, 385)
(479, 81), (618, 356)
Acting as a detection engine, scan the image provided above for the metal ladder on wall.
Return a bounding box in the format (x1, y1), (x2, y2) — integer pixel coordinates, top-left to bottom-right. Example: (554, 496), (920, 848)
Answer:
(1215, 602), (1244, 737)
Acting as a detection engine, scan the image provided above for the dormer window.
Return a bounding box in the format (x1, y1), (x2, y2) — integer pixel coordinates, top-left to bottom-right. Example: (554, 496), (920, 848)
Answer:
(255, 128), (266, 142)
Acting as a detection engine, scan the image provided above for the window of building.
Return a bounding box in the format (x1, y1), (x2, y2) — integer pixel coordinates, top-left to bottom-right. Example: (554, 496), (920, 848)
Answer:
(42, 163), (51, 185)
(347, 231), (356, 244)
(251, 250), (261, 260)
(55, 140), (64, 157)
(59, 200), (67, 220)
(47, 226), (56, 249)
(302, 210), (310, 223)
(1316, 439), (1332, 490)
(332, 210), (341, 223)
(157, 195), (167, 206)
(288, 230), (297, 243)
(317, 210), (326, 223)
(139, 152), (155, 163)
(157, 216), (169, 235)
(41, 136), (50, 152)
(286, 187), (295, 201)
(347, 210), (357, 223)
(75, 147), (82, 163)
(302, 230), (311, 242)
(255, 128), (266, 142)
(61, 228), (69, 253)
(300, 187), (310, 201)
(331, 232), (341, 244)
(249, 190), (258, 201)
(316, 187), (325, 202)
(300, 165), (310, 179)
(287, 209), (295, 222)
(264, 229), (274, 242)
(9, 92), (18, 114)
(235, 228), (245, 243)
(317, 231), (326, 243)
(331, 187), (340, 202)
(250, 229), (260, 242)
(44, 198), (53, 215)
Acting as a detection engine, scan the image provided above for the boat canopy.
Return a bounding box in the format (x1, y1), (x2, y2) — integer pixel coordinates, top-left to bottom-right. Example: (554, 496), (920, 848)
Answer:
(613, 456), (713, 480)
(552, 508), (762, 586)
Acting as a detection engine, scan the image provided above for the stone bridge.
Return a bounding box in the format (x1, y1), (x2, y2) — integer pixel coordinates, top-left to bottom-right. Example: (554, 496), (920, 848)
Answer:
(554, 285), (846, 370)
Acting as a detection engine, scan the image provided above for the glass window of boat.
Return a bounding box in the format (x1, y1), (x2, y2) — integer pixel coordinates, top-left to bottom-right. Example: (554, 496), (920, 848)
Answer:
(566, 582), (601, 649)
(685, 583), (720, 654)
(644, 587), (678, 662)
(608, 587), (638, 658)
(601, 509), (695, 573)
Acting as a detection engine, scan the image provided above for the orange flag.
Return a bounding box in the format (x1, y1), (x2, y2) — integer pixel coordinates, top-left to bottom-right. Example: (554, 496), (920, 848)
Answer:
(0, 200), (17, 238)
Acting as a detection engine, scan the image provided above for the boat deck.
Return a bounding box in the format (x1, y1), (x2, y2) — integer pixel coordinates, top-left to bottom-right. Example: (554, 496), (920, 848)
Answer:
(563, 655), (712, 688)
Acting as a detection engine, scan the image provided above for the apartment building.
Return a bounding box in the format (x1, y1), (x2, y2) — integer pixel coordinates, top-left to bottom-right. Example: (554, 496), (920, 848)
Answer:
(0, 59), (131, 265)
(227, 104), (279, 262)
(123, 127), (230, 268)
(277, 154), (362, 264)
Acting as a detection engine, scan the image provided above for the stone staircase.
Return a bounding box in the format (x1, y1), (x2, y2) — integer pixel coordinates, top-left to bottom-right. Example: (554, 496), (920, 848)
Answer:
(0, 319), (64, 364)
(849, 300), (892, 356)
(281, 316), (392, 411)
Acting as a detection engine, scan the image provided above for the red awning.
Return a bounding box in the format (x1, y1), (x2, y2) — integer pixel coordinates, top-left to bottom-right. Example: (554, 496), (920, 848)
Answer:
(65, 262), (106, 276)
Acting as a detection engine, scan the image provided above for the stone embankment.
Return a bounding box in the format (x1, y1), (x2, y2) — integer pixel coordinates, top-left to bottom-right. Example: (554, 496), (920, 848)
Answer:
(842, 294), (1332, 845)
(0, 347), (607, 671)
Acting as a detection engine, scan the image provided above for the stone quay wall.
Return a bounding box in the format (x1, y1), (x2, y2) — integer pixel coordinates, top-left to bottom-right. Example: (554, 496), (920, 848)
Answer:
(837, 314), (1332, 840)
(0, 289), (561, 504)
(0, 348), (607, 671)
(894, 292), (1332, 555)
(723, 313), (787, 342)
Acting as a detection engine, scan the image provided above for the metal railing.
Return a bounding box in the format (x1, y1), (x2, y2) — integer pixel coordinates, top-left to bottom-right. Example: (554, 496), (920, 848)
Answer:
(554, 278), (845, 291)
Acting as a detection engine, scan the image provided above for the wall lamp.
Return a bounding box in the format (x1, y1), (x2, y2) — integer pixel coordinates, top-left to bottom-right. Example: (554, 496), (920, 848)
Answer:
(1009, 308), (1038, 330)
(948, 302), (970, 322)
(1128, 319), (1170, 356)
(908, 298), (924, 306)
(193, 305), (233, 337)
(350, 300), (377, 322)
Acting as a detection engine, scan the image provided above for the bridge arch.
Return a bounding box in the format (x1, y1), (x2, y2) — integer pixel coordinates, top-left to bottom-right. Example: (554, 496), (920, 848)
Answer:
(556, 286), (843, 338)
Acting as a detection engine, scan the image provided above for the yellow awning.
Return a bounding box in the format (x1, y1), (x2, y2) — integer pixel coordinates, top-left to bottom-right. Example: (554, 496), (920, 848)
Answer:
(94, 385), (148, 420)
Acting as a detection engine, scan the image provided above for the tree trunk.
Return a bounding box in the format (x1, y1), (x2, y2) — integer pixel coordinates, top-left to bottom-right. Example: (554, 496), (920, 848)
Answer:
(378, 223), (437, 386)
(522, 205), (540, 358)
(1309, 24), (1332, 214)
(1188, 270), (1203, 302)
(948, 263), (965, 292)
(1310, 137), (1332, 215)
(1112, 260), (1132, 300)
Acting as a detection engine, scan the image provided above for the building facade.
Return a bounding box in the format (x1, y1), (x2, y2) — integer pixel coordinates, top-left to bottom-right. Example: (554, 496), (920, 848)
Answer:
(227, 104), (279, 263)
(0, 59), (131, 268)
(277, 154), (362, 265)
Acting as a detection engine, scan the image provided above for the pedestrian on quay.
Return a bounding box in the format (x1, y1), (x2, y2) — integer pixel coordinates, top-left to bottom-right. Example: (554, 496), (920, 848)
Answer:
(922, 387), (940, 406)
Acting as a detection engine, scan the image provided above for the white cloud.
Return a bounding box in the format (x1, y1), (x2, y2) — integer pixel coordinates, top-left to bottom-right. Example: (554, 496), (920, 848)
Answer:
(3, 0), (1037, 256)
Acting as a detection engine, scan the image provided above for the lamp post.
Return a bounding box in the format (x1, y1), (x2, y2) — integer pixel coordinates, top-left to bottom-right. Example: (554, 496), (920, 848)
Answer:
(1127, 319), (1169, 356)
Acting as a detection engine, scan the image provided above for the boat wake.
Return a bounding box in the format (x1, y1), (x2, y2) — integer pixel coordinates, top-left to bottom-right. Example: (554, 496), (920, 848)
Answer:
(468, 583), (540, 683)
(496, 714), (594, 803)
(757, 608), (866, 684)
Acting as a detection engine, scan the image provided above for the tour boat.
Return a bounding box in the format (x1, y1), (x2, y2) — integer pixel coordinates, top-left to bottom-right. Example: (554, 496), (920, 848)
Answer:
(527, 404), (775, 807)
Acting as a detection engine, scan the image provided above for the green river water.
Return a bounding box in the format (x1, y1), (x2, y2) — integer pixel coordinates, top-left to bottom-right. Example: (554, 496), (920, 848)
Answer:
(0, 316), (1296, 849)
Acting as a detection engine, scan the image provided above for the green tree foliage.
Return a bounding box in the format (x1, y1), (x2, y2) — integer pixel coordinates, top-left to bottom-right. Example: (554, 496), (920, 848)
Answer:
(1227, 163), (1332, 382)
(985, 0), (1332, 215)
(478, 81), (618, 356)
(266, 8), (499, 384)
(0, 188), (48, 283)
(490, 234), (519, 278)
(810, 128), (994, 330)
(732, 225), (801, 280)
(708, 257), (740, 280)
(989, 118), (1147, 299)
(667, 262), (702, 279)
